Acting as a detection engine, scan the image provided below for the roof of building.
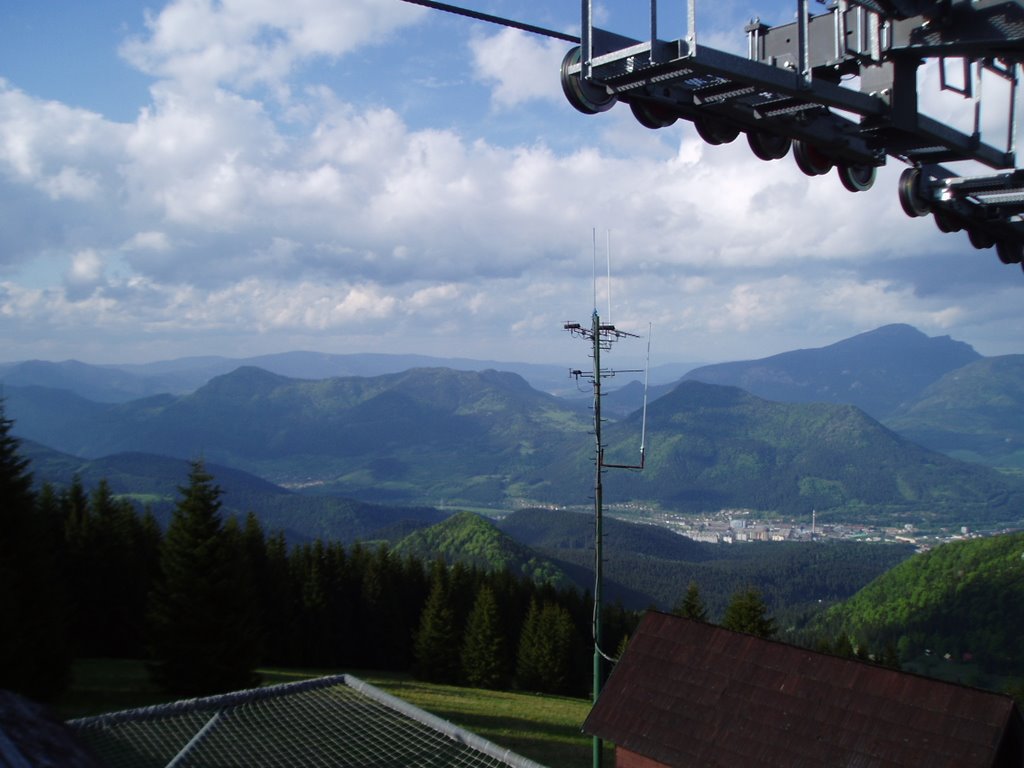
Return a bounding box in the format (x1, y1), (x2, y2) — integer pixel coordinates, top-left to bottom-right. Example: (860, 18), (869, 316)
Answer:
(583, 611), (1024, 768)
(0, 689), (100, 768)
(68, 674), (547, 768)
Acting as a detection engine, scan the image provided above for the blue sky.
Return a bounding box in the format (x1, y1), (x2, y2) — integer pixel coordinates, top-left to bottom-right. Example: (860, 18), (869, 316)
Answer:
(1, 0), (1022, 369)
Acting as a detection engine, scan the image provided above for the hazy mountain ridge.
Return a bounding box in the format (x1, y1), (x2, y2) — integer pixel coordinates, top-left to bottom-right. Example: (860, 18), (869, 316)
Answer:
(19, 441), (448, 544)
(7, 366), (591, 504)
(0, 350), (699, 402)
(5, 324), (1024, 525)
(683, 324), (982, 419)
(885, 354), (1024, 467)
(7, 366), (1024, 525)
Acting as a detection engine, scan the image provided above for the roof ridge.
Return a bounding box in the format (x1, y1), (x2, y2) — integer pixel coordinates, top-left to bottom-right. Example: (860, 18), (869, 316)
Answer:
(67, 673), (350, 727)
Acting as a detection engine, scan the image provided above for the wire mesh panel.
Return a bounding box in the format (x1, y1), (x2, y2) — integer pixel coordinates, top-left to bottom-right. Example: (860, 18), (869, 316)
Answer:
(69, 676), (544, 768)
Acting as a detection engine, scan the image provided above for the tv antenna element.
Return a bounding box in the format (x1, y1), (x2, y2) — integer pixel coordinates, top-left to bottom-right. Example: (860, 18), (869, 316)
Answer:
(563, 233), (650, 768)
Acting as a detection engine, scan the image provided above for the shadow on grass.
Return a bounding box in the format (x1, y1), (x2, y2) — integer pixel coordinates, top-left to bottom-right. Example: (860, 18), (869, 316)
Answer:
(56, 659), (177, 720)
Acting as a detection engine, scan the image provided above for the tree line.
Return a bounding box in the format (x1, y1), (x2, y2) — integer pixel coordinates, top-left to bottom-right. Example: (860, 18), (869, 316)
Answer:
(0, 405), (637, 700)
(2, 403), (888, 705)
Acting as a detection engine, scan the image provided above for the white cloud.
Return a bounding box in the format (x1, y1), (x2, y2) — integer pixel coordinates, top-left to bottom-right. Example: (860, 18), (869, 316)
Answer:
(66, 250), (105, 286)
(469, 28), (567, 108)
(0, 1), (1020, 367)
(120, 0), (424, 92)
(0, 82), (124, 202)
(122, 231), (172, 252)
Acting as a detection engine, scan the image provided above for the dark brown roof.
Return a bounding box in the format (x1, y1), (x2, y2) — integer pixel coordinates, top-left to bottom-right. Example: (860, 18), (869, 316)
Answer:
(583, 611), (1024, 768)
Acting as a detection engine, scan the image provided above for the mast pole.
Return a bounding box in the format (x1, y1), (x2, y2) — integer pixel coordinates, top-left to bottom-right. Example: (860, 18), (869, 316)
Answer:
(591, 307), (604, 768)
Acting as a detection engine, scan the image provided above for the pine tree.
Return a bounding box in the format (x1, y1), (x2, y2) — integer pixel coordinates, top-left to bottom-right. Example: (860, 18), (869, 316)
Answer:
(721, 587), (777, 639)
(0, 402), (70, 700)
(673, 581), (709, 622)
(66, 480), (158, 657)
(461, 585), (507, 689)
(516, 599), (575, 694)
(414, 567), (460, 683)
(147, 460), (261, 695)
(362, 546), (413, 669)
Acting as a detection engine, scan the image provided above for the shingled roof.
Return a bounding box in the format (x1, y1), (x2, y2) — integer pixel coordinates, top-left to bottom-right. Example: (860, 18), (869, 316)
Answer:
(584, 611), (1024, 768)
(68, 674), (547, 768)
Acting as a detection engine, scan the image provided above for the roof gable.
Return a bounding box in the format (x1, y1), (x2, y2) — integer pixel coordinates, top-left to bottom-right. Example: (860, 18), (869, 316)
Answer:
(584, 612), (1024, 768)
(69, 674), (545, 768)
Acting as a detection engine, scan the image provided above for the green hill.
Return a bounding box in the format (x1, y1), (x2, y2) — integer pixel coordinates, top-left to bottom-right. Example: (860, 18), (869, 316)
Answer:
(20, 441), (447, 544)
(497, 507), (713, 561)
(497, 509), (914, 618)
(8, 367), (1023, 528)
(6, 366), (589, 503)
(592, 381), (1024, 524)
(392, 511), (572, 588)
(885, 355), (1024, 468)
(816, 531), (1024, 680)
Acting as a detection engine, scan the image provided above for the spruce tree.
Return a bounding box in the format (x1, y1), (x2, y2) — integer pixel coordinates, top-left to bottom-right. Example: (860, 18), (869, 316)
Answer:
(673, 581), (709, 622)
(516, 600), (575, 694)
(414, 569), (460, 683)
(0, 402), (70, 700)
(721, 587), (777, 639)
(66, 480), (157, 657)
(461, 585), (507, 689)
(147, 460), (260, 695)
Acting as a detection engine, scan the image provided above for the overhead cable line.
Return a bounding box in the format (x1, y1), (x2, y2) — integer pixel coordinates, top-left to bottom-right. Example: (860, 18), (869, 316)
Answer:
(399, 0), (580, 43)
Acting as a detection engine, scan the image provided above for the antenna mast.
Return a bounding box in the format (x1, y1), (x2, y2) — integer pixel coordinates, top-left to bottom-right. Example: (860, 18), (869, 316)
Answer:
(564, 266), (647, 768)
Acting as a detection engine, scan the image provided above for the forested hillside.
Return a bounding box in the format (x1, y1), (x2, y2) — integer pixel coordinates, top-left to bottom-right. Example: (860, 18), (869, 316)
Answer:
(19, 441), (448, 544)
(885, 355), (1024, 468)
(683, 324), (981, 419)
(5, 366), (587, 504)
(0, 416), (631, 702)
(10, 368), (1023, 528)
(816, 532), (1024, 681)
(8, 328), (1024, 529)
(591, 381), (1023, 523)
(496, 509), (915, 620)
(392, 511), (573, 588)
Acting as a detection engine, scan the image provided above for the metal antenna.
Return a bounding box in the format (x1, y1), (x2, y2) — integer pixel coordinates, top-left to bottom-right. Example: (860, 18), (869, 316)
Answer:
(564, 250), (649, 768)
(606, 230), (612, 325)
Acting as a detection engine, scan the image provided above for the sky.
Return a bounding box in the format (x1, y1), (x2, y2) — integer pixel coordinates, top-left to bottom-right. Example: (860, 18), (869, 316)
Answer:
(1, 0), (1022, 370)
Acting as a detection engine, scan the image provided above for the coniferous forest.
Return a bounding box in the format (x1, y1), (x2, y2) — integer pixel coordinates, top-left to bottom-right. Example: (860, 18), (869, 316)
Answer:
(0, 404), (634, 701)
(4, 400), (1022, 707)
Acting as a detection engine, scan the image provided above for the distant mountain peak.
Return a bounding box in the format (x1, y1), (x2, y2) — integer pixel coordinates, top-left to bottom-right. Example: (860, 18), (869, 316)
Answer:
(684, 324), (981, 419)
(198, 365), (296, 394)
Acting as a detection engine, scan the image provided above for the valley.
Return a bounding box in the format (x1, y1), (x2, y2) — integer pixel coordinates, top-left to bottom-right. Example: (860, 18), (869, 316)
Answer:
(4, 323), (1023, 540)
(3, 322), (1024, 702)
(608, 506), (1013, 549)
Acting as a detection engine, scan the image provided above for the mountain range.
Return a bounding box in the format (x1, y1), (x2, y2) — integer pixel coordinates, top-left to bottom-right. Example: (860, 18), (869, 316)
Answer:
(0, 351), (698, 403)
(601, 324), (1024, 469)
(4, 324), (1024, 529)
(17, 441), (447, 544)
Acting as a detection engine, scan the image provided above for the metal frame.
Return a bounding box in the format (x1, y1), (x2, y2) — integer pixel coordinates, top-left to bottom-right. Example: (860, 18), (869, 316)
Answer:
(564, 0), (1024, 268)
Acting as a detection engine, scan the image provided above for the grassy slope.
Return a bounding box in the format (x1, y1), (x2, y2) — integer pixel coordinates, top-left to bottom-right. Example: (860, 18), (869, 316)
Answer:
(58, 660), (599, 768)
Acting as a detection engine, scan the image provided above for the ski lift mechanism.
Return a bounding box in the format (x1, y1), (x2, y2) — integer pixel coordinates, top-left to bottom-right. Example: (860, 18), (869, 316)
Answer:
(403, 0), (1024, 272)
